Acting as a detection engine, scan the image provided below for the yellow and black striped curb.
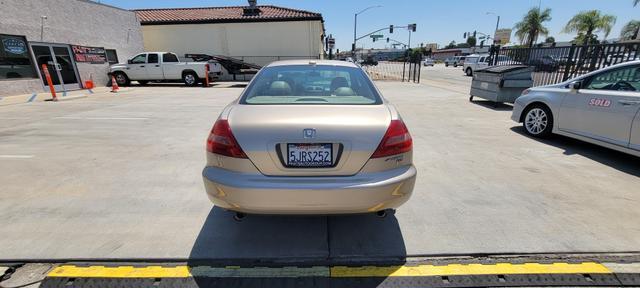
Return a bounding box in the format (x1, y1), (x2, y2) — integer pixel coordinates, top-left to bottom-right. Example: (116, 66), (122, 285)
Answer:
(36, 262), (640, 287)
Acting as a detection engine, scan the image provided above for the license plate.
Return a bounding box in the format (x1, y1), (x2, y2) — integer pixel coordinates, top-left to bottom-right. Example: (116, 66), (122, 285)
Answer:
(287, 143), (332, 167)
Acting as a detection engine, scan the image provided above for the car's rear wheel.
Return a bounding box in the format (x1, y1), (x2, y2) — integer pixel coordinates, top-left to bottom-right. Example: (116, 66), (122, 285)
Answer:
(523, 104), (553, 138)
(465, 67), (473, 76)
(183, 72), (198, 86)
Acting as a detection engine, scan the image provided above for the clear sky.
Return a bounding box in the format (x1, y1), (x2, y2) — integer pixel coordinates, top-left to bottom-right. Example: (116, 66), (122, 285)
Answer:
(100, 0), (638, 51)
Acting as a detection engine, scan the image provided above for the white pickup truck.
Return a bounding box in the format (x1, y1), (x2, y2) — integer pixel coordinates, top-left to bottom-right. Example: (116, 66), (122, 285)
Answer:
(109, 52), (222, 86)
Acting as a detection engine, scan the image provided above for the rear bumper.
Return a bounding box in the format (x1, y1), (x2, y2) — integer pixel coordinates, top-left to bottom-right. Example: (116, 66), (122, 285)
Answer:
(202, 165), (416, 214)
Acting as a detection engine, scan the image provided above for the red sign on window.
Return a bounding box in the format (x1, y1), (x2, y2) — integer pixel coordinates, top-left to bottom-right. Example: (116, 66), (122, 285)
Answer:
(71, 45), (107, 64)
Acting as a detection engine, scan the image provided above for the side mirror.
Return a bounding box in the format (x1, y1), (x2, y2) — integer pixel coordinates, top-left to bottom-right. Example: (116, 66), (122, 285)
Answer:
(127, 59), (133, 64)
(570, 81), (581, 91)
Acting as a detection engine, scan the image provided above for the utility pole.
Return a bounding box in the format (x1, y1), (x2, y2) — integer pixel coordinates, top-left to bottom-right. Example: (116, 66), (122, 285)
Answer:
(486, 12), (500, 44)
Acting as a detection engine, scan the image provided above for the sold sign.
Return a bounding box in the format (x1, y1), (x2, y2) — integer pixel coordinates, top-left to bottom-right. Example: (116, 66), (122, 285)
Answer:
(589, 98), (611, 107)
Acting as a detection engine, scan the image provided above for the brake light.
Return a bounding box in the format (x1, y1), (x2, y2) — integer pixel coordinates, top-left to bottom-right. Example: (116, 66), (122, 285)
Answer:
(371, 119), (412, 158)
(206, 119), (247, 158)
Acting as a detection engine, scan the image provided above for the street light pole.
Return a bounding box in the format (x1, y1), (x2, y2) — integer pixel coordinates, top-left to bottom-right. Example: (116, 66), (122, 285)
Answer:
(486, 12), (500, 43)
(486, 12), (500, 44)
(352, 5), (382, 55)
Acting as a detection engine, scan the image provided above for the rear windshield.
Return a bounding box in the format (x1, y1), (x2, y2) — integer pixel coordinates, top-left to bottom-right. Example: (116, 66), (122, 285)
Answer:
(240, 65), (382, 105)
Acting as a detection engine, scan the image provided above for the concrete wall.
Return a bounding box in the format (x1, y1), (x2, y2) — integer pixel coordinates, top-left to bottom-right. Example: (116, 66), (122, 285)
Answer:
(141, 20), (324, 68)
(0, 0), (143, 97)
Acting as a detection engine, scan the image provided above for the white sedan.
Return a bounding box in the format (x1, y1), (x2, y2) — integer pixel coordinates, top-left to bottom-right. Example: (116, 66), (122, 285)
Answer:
(512, 61), (640, 157)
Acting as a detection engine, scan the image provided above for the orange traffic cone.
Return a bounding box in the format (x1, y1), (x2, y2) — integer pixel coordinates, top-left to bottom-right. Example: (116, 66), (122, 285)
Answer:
(110, 75), (119, 93)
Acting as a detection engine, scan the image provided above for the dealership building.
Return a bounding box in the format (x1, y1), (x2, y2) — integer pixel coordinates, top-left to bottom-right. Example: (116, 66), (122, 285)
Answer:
(0, 0), (144, 98)
(134, 5), (325, 68)
(1, 0), (325, 97)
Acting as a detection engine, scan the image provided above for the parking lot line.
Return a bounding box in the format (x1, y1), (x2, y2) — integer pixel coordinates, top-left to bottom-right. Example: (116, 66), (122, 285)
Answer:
(0, 155), (35, 159)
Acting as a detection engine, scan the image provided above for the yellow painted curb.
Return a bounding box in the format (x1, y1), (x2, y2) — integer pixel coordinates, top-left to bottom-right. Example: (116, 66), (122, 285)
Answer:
(330, 262), (612, 277)
(47, 262), (612, 279)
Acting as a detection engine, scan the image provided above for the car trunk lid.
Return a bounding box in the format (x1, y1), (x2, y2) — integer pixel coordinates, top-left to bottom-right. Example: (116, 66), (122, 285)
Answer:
(228, 104), (391, 176)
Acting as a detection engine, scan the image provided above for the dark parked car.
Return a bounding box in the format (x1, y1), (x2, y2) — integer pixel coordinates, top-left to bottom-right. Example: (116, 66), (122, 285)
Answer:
(528, 55), (560, 72)
(360, 56), (378, 66)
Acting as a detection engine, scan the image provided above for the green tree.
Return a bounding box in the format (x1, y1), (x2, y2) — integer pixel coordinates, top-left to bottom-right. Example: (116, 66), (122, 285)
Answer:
(572, 33), (599, 45)
(445, 41), (456, 49)
(544, 36), (555, 43)
(620, 20), (640, 40)
(563, 10), (616, 45)
(514, 7), (552, 47)
(466, 36), (477, 47)
(456, 43), (471, 48)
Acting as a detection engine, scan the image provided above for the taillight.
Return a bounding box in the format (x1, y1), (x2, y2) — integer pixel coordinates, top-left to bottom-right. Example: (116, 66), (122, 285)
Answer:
(206, 119), (247, 158)
(371, 119), (412, 158)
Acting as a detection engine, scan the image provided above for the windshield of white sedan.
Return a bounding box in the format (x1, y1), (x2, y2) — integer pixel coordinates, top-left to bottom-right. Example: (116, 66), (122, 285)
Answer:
(242, 65), (381, 105)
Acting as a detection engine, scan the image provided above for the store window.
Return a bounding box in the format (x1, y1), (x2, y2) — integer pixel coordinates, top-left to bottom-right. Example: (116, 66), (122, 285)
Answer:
(105, 49), (118, 65)
(0, 34), (37, 80)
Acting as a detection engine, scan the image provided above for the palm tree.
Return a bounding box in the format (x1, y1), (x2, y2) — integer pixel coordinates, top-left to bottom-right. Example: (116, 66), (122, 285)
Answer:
(621, 20), (640, 40)
(635, 0), (639, 6)
(513, 7), (552, 48)
(563, 10), (617, 45)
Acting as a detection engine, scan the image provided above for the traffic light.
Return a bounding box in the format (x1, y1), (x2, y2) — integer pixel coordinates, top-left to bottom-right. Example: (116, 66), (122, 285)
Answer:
(389, 25), (394, 34)
(387, 37), (390, 43)
(373, 37), (376, 42)
(409, 23), (417, 32)
(473, 30), (477, 38)
(480, 40), (485, 48)
(464, 32), (467, 38)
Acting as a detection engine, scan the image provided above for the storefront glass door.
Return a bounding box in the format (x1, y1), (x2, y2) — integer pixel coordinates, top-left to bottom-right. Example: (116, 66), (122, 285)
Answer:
(30, 43), (80, 91)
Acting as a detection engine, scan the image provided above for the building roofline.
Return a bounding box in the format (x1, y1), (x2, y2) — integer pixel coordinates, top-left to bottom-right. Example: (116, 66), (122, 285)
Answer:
(76, 0), (133, 13)
(138, 17), (324, 26)
(134, 5), (323, 25)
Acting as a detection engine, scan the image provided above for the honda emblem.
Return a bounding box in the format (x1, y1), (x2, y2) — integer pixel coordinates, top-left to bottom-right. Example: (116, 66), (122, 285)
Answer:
(303, 128), (316, 139)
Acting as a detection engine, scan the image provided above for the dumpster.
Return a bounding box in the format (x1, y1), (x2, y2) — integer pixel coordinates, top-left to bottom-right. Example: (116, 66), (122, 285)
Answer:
(469, 65), (534, 104)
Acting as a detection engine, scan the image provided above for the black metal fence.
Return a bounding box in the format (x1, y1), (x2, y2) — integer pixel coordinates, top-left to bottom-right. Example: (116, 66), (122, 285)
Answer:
(490, 42), (640, 86)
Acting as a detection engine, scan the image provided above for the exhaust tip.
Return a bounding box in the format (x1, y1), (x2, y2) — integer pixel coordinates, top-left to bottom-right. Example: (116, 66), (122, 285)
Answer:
(233, 212), (246, 221)
(376, 210), (387, 218)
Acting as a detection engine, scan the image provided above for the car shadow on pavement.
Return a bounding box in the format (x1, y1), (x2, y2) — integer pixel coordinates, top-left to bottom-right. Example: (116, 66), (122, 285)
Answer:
(187, 207), (407, 267)
(510, 126), (640, 177)
(469, 99), (514, 111)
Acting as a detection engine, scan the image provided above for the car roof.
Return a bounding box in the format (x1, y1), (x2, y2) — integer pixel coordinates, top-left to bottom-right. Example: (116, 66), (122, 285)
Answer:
(266, 59), (359, 68)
